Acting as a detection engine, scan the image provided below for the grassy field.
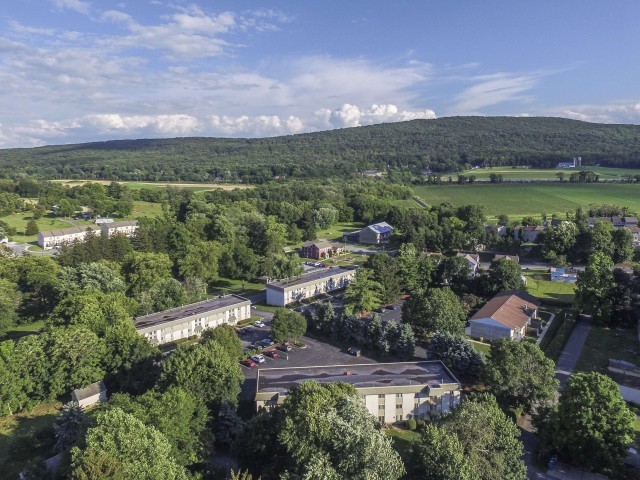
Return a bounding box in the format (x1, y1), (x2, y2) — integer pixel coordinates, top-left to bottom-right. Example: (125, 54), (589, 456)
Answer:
(52, 179), (252, 192)
(575, 325), (639, 372)
(0, 402), (62, 479)
(523, 272), (576, 304)
(209, 278), (265, 298)
(456, 166), (640, 181)
(412, 183), (640, 218)
(314, 221), (365, 242)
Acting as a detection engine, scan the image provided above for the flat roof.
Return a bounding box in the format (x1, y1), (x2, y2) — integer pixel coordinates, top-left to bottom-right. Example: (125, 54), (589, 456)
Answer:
(133, 294), (250, 330)
(40, 225), (100, 238)
(256, 361), (459, 395)
(266, 267), (353, 291)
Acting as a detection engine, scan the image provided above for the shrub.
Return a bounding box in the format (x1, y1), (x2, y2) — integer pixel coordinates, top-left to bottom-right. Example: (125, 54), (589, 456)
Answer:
(405, 418), (417, 431)
(415, 419), (426, 430)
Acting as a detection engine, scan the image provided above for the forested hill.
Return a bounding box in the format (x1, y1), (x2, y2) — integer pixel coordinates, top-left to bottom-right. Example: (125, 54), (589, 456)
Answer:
(1, 116), (640, 182)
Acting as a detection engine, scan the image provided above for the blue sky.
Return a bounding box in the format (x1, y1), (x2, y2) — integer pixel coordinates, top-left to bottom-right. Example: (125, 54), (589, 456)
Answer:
(0, 0), (639, 147)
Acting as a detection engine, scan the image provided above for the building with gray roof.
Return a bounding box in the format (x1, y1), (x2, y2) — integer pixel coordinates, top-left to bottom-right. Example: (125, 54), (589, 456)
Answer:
(265, 267), (355, 306)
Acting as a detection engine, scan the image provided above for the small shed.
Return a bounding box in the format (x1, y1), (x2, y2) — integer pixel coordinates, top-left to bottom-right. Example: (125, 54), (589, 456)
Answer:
(71, 380), (107, 409)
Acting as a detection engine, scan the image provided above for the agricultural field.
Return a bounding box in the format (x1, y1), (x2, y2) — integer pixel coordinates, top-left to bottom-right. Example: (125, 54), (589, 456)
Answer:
(456, 166), (640, 181)
(412, 183), (640, 219)
(52, 179), (252, 192)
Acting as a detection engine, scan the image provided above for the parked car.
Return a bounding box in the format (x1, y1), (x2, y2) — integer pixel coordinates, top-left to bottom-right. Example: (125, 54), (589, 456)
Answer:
(251, 354), (266, 364)
(347, 347), (362, 357)
(266, 351), (279, 359)
(260, 338), (275, 347)
(378, 307), (386, 313)
(389, 305), (399, 310)
(254, 320), (266, 328)
(279, 342), (292, 352)
(241, 359), (257, 367)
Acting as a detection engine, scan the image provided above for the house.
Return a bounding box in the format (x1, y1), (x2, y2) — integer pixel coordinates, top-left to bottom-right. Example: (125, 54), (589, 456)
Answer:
(456, 253), (480, 277)
(550, 267), (578, 283)
(468, 290), (540, 342)
(626, 226), (640, 249)
(134, 295), (251, 345)
(266, 267), (356, 306)
(255, 361), (461, 423)
(485, 224), (508, 237)
(300, 241), (345, 260)
(343, 222), (394, 244)
(38, 225), (100, 249)
(71, 380), (107, 409)
(363, 170), (383, 178)
(101, 220), (138, 237)
(513, 225), (544, 243)
(588, 216), (639, 228)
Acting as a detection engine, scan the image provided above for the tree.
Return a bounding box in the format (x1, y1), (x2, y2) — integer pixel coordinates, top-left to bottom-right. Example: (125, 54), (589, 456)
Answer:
(482, 258), (525, 294)
(550, 372), (635, 474)
(216, 400), (244, 447)
(395, 323), (416, 360)
(57, 262), (127, 297)
(201, 323), (243, 360)
(612, 227), (634, 263)
(343, 268), (382, 314)
(219, 243), (260, 283)
(402, 287), (466, 339)
(0, 340), (30, 415)
(484, 339), (558, 414)
(70, 408), (189, 480)
(396, 243), (420, 292)
(54, 401), (87, 453)
(427, 332), (485, 381)
(0, 278), (20, 336)
(441, 395), (526, 480)
(437, 256), (472, 293)
(408, 424), (472, 480)
(25, 219), (39, 235)
(122, 252), (172, 296)
(589, 220), (614, 257)
(159, 339), (243, 407)
(178, 241), (221, 285)
(138, 277), (187, 315)
(271, 309), (308, 343)
(575, 252), (615, 323)
(365, 254), (402, 305)
(542, 221), (578, 260)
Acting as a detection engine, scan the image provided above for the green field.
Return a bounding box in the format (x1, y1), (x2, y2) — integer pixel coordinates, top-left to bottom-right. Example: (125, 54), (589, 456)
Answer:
(52, 179), (252, 192)
(412, 183), (640, 218)
(456, 166), (640, 181)
(313, 221), (365, 242)
(523, 272), (576, 304)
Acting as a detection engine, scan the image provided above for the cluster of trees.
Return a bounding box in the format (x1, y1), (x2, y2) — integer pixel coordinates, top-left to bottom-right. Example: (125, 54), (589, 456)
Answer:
(3, 117), (640, 181)
(308, 303), (416, 359)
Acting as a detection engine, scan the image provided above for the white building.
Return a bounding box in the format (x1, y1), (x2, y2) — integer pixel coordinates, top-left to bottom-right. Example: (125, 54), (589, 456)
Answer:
(469, 290), (540, 342)
(456, 253), (480, 277)
(71, 380), (107, 409)
(38, 225), (100, 249)
(134, 295), (251, 346)
(255, 361), (461, 424)
(265, 267), (356, 306)
(101, 220), (138, 237)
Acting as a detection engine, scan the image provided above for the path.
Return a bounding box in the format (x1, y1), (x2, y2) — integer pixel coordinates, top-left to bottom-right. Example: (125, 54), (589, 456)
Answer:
(555, 315), (592, 387)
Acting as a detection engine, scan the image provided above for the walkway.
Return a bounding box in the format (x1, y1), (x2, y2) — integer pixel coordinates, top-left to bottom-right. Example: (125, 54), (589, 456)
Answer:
(555, 315), (592, 388)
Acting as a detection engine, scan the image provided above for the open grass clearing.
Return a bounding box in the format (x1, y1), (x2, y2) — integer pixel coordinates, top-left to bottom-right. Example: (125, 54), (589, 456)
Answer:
(209, 278), (265, 298)
(131, 200), (163, 217)
(455, 166), (640, 181)
(313, 221), (365, 243)
(523, 271), (576, 305)
(52, 179), (252, 192)
(0, 213), (76, 243)
(385, 427), (420, 461)
(575, 325), (639, 373)
(412, 183), (640, 218)
(468, 339), (491, 356)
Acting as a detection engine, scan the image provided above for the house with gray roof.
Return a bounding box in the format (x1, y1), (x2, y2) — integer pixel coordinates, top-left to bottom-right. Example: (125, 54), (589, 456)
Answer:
(342, 222), (394, 244)
(71, 380), (107, 409)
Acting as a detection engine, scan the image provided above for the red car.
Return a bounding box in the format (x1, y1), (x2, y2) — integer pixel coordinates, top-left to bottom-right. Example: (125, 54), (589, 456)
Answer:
(241, 359), (257, 367)
(266, 351), (279, 359)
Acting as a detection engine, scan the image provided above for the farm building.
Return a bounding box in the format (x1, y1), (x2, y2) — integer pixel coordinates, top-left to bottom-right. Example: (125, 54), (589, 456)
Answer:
(469, 290), (540, 342)
(266, 267), (355, 306)
(255, 361), (461, 423)
(71, 380), (107, 409)
(134, 295), (251, 345)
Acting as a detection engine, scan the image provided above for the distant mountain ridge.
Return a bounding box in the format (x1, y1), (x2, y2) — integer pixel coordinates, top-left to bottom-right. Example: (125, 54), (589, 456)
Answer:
(1, 116), (639, 182)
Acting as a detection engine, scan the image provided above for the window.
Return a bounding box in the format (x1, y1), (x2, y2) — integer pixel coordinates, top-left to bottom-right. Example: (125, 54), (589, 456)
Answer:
(378, 394), (385, 399)
(378, 416), (385, 423)
(396, 393), (403, 398)
(378, 405), (385, 410)
(396, 404), (402, 410)
(396, 415), (402, 422)
(430, 404), (438, 411)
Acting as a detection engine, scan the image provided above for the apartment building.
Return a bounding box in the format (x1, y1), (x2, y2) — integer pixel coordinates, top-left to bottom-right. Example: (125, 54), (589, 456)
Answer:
(265, 267), (355, 306)
(101, 220), (138, 237)
(38, 225), (100, 249)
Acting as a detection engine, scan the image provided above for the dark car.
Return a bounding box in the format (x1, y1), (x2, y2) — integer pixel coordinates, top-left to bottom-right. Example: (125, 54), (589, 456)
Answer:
(389, 305), (399, 310)
(347, 347), (362, 357)
(241, 359), (257, 367)
(279, 342), (292, 352)
(266, 351), (279, 359)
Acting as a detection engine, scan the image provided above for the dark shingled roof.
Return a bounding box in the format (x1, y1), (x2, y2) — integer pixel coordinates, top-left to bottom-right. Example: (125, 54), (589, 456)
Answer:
(72, 380), (106, 401)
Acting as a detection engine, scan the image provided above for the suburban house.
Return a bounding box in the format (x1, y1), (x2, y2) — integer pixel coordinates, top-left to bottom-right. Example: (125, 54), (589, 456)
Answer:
(513, 226), (544, 243)
(255, 361), (461, 423)
(550, 267), (578, 283)
(485, 224), (508, 237)
(626, 226), (640, 249)
(468, 290), (540, 342)
(266, 267), (356, 306)
(71, 380), (107, 409)
(38, 225), (100, 249)
(300, 240), (345, 260)
(134, 295), (251, 346)
(101, 220), (138, 237)
(456, 253), (481, 277)
(588, 216), (639, 228)
(343, 222), (394, 244)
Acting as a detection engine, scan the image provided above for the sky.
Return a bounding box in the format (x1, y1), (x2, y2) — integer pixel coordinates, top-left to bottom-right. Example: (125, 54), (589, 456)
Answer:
(1, 1), (639, 148)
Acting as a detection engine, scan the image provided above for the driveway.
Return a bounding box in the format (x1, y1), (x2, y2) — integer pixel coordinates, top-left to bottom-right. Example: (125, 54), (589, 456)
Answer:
(555, 315), (592, 388)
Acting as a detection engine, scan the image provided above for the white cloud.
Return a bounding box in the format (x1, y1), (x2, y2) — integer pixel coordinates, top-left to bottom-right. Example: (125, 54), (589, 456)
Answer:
(451, 72), (539, 114)
(209, 114), (303, 136)
(85, 114), (200, 134)
(52, 0), (91, 15)
(551, 102), (640, 124)
(320, 103), (436, 128)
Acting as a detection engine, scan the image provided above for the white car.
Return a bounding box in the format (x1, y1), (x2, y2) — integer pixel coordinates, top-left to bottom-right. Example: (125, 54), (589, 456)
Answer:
(251, 354), (266, 364)
(254, 320), (266, 328)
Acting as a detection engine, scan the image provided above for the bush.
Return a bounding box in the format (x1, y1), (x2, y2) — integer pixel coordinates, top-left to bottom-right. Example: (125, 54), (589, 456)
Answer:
(415, 419), (426, 430)
(405, 418), (417, 431)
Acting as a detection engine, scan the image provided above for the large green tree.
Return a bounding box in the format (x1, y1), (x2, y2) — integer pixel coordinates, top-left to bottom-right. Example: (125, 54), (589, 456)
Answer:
(178, 240), (221, 284)
(575, 252), (615, 323)
(200, 323), (243, 360)
(344, 268), (382, 315)
(482, 258), (525, 294)
(402, 287), (466, 339)
(365, 253), (402, 305)
(122, 252), (173, 296)
(484, 339), (558, 414)
(408, 424), (472, 480)
(270, 309), (307, 343)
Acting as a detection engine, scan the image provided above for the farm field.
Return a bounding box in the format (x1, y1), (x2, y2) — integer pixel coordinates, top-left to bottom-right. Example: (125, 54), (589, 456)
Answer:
(412, 183), (640, 218)
(456, 166), (640, 181)
(52, 179), (252, 192)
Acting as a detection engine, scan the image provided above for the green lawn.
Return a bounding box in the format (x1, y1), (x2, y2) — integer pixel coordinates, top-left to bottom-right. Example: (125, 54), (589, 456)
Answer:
(0, 402), (62, 479)
(209, 278), (265, 298)
(52, 179), (252, 192)
(130, 200), (164, 218)
(0, 213), (76, 243)
(575, 325), (639, 373)
(412, 183), (640, 218)
(3, 320), (45, 341)
(468, 339), (491, 356)
(386, 428), (420, 461)
(455, 166), (640, 181)
(314, 221), (365, 243)
(523, 272), (576, 304)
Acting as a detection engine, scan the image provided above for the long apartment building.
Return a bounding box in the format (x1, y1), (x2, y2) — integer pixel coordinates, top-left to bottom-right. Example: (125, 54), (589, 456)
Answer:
(133, 295), (251, 345)
(255, 361), (461, 424)
(265, 267), (355, 306)
(38, 225), (100, 249)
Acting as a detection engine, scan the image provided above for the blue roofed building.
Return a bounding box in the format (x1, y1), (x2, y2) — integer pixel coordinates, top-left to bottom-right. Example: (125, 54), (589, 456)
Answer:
(343, 222), (394, 244)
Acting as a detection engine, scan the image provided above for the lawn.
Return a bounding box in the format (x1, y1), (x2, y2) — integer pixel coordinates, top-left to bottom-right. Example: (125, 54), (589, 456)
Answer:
(314, 221), (365, 243)
(209, 278), (265, 298)
(0, 402), (62, 479)
(455, 166), (640, 181)
(386, 427), (420, 461)
(412, 183), (640, 219)
(130, 200), (164, 218)
(523, 272), (576, 304)
(468, 339), (491, 356)
(575, 325), (639, 373)
(52, 179), (252, 192)
(0, 213), (77, 243)
(3, 320), (45, 341)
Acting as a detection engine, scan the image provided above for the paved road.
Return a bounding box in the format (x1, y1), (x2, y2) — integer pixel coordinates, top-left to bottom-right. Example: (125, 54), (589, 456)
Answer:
(555, 315), (592, 388)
